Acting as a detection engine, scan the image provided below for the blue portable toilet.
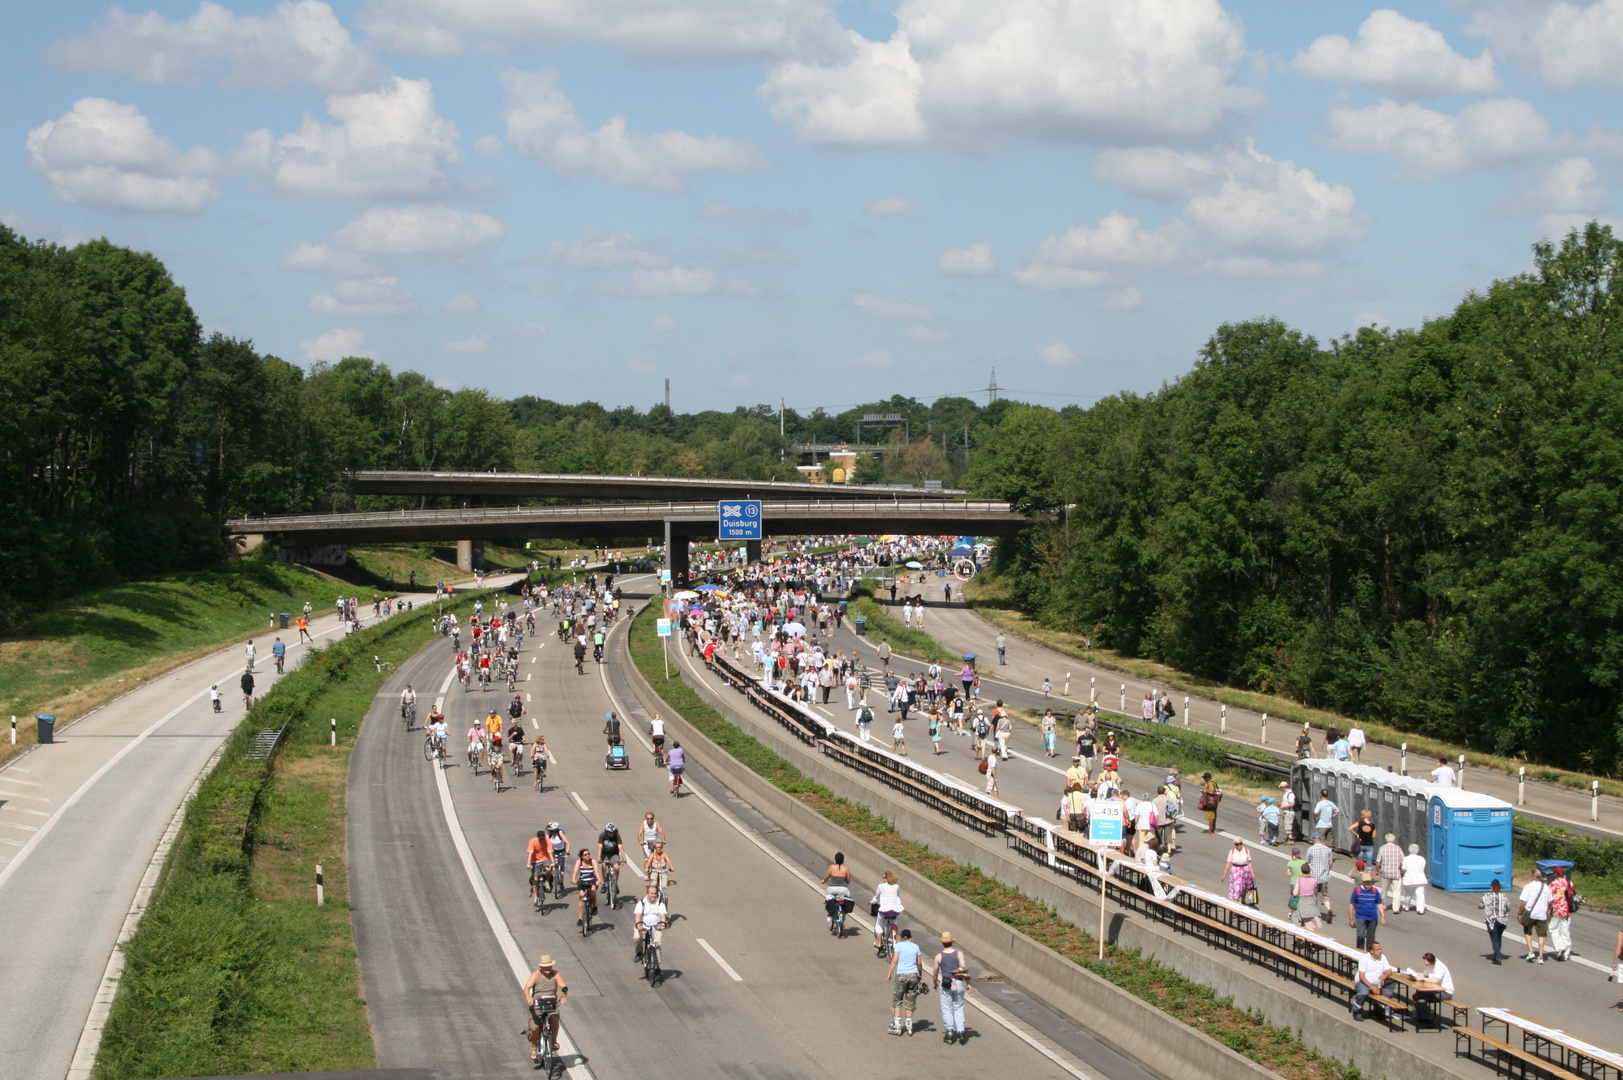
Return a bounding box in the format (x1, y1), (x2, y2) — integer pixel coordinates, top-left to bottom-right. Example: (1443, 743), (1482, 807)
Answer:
(1427, 789), (1513, 892)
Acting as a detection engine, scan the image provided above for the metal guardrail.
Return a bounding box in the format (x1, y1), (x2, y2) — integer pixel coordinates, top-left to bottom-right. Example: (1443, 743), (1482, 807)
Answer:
(246, 721), (291, 762)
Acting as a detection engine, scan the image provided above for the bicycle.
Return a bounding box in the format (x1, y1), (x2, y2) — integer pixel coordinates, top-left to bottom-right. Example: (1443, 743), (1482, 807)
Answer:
(580, 892), (596, 937)
(553, 862), (567, 899)
(876, 916), (899, 960)
(530, 864), (549, 911)
(532, 757), (548, 793)
(602, 865), (618, 911)
(652, 742), (665, 769)
(528, 996), (559, 1076)
(670, 769), (684, 797)
(423, 734), (445, 766)
(491, 756), (505, 792)
(640, 927), (661, 984)
(402, 701), (416, 731)
(826, 893), (851, 937)
(468, 742), (483, 773)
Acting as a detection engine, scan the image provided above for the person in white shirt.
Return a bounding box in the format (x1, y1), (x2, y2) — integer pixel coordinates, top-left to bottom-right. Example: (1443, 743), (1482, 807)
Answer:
(1519, 869), (1552, 962)
(1134, 796), (1158, 850)
(1352, 942), (1396, 1019)
(633, 885), (668, 962)
(1347, 725), (1366, 764)
(1414, 952), (1453, 1027)
(1430, 757), (1456, 787)
(892, 720), (907, 757)
(1400, 844), (1428, 914)
(984, 749), (999, 795)
(244, 639), (256, 672)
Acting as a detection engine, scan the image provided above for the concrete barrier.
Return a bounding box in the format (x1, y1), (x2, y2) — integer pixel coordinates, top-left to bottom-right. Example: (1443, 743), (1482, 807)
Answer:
(625, 636), (1482, 1080)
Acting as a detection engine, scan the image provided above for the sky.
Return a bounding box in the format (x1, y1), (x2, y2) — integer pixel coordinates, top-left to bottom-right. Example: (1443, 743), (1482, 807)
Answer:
(4, 0), (1620, 414)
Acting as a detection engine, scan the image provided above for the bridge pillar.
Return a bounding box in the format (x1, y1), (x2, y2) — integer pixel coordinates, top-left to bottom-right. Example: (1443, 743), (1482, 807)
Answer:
(663, 520), (691, 587)
(745, 538), (762, 566)
(456, 540), (484, 573)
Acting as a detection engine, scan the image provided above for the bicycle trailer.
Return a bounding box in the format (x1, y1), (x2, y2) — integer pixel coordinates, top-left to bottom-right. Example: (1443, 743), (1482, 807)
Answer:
(605, 740), (630, 770)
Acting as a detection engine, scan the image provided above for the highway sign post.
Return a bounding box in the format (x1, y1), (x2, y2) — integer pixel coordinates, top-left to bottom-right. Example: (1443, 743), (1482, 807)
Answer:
(1089, 797), (1124, 960)
(657, 617), (672, 679)
(717, 499), (762, 541)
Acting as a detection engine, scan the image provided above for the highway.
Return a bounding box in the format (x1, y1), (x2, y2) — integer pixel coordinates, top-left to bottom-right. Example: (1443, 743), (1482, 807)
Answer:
(349, 575), (1160, 1080)
(0, 587), (473, 1080)
(688, 597), (1623, 1058)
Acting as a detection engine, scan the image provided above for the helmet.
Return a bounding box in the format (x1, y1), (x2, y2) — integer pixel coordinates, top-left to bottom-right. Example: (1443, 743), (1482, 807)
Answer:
(605, 711), (615, 720)
(604, 822), (616, 832)
(547, 821), (561, 831)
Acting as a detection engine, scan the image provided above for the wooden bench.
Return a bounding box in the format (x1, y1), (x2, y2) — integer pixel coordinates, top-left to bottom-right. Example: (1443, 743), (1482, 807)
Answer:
(823, 741), (1001, 829)
(1364, 993), (1413, 1032)
(1456, 1027), (1584, 1080)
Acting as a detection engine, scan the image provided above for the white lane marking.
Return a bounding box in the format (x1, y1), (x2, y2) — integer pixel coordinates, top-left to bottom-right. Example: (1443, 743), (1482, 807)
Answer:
(966, 994), (1100, 1080)
(0, 682), (211, 894)
(696, 938), (743, 982)
(571, 791), (590, 816)
(434, 697), (445, 712)
(0, 838), (22, 846)
(1, 822), (38, 832)
(532, 656), (539, 665)
(66, 739), (225, 1080)
(0, 789), (49, 802)
(527, 674), (532, 682)
(1, 807), (49, 818)
(526, 693), (533, 703)
(0, 777), (41, 786)
(432, 746), (594, 1079)
(439, 668), (456, 694)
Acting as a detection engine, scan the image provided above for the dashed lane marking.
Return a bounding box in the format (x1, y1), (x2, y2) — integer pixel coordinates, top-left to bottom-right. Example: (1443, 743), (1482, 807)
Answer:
(696, 938), (743, 982)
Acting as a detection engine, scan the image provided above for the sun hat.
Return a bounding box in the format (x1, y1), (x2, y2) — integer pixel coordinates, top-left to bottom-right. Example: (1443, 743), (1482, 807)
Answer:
(538, 955), (555, 968)
(941, 931), (954, 944)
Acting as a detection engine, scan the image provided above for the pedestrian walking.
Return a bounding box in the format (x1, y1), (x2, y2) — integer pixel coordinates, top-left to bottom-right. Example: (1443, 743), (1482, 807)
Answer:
(1401, 843), (1428, 913)
(1041, 709), (1057, 757)
(932, 932), (972, 1044)
(983, 749), (998, 795)
(244, 638), (256, 672)
(1520, 868), (1552, 962)
(1278, 782), (1297, 843)
(1374, 834), (1403, 913)
(1225, 839), (1257, 905)
(996, 633), (1006, 665)
(1199, 773), (1221, 834)
(1479, 879), (1510, 964)
(887, 929), (924, 1036)
(856, 702), (874, 743)
(1307, 832), (1336, 919)
(240, 669), (255, 707)
(1349, 874), (1385, 950)
(1548, 866), (1576, 961)
(1347, 723), (1365, 763)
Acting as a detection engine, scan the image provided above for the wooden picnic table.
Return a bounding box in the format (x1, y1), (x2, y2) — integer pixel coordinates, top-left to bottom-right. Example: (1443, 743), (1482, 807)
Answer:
(1478, 1008), (1623, 1080)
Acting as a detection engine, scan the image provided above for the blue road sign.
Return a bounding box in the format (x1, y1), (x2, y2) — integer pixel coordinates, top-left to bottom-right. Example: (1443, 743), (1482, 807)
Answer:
(717, 499), (762, 540)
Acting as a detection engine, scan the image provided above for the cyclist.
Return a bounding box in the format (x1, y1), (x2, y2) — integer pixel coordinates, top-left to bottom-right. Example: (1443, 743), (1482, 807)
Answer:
(485, 709), (503, 744)
(427, 710), (447, 757)
(872, 870), (904, 952)
(508, 718), (525, 770)
(592, 629), (605, 662)
(603, 710), (622, 748)
(823, 851), (853, 907)
(573, 636), (586, 674)
(573, 849), (599, 926)
(489, 743), (505, 789)
(272, 636), (287, 674)
(633, 883), (668, 966)
(597, 822), (626, 898)
(399, 684), (416, 722)
(667, 740), (685, 795)
(648, 713), (666, 764)
(527, 830), (552, 906)
(639, 812), (667, 858)
(524, 954), (568, 1065)
(531, 736), (549, 790)
(545, 823), (570, 876)
(478, 652), (492, 687)
(466, 721), (486, 768)
(644, 841), (675, 905)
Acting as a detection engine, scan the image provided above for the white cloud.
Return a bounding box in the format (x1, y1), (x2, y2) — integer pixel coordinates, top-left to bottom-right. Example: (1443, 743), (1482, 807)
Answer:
(26, 98), (220, 213)
(694, 200), (799, 227)
(1204, 256), (1325, 279)
(1037, 342), (1077, 366)
(1093, 147), (1223, 202)
(1100, 287), (1145, 312)
(852, 349), (894, 367)
(629, 266), (716, 295)
(761, 0), (1256, 148)
(904, 324), (949, 341)
(1026, 212), (1186, 270)
(356, 0), (843, 60)
(1292, 10), (1498, 99)
(863, 196), (914, 217)
(442, 332), (490, 353)
(280, 242), (383, 275)
(547, 229), (667, 269)
(515, 321), (548, 337)
(652, 314), (679, 332)
(1183, 143), (1368, 254)
(502, 68), (765, 192)
(301, 326), (370, 362)
(1517, 156), (1615, 236)
(1352, 311), (1389, 330)
(1464, 0), (1623, 88)
(332, 204), (505, 254)
(1328, 97), (1553, 176)
(938, 241), (995, 275)
(853, 293), (933, 320)
(250, 77), (461, 198)
(309, 276), (417, 316)
(1013, 266), (1111, 291)
(443, 292), (482, 313)
(475, 135), (503, 157)
(42, 0), (385, 93)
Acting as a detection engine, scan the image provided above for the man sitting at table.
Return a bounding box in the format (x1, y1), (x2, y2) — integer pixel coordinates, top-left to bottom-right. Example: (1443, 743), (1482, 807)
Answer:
(1414, 952), (1454, 1027)
(1352, 942), (1396, 1020)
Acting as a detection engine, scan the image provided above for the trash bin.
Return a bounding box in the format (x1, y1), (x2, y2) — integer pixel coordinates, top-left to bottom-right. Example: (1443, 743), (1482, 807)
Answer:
(36, 714), (57, 744)
(279, 612), (290, 629)
(962, 654), (977, 669)
(838, 600), (849, 614)
(854, 617), (867, 636)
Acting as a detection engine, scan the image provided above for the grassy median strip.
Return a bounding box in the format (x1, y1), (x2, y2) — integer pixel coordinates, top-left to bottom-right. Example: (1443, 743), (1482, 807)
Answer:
(95, 595), (479, 1080)
(627, 605), (1356, 1080)
(848, 588), (959, 666)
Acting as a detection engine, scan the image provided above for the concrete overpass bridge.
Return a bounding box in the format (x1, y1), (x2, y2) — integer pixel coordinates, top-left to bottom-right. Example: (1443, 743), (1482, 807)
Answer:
(349, 470), (965, 502)
(227, 499), (1028, 583)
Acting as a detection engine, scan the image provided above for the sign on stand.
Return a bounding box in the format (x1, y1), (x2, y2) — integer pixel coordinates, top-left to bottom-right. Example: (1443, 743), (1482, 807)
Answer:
(1088, 799), (1124, 849)
(656, 618), (672, 637)
(717, 500), (762, 541)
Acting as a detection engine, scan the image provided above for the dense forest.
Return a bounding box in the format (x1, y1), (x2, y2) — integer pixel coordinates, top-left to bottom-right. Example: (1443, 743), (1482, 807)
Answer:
(0, 225), (1000, 618)
(971, 223), (1623, 773)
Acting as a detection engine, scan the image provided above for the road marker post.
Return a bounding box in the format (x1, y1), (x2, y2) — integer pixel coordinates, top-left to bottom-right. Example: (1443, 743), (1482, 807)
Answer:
(1064, 672), (1071, 697)
(1260, 713), (1267, 745)
(1593, 781), (1601, 823)
(316, 864), (324, 905)
(1400, 743), (1407, 776)
(331, 718), (337, 746)
(1220, 704), (1227, 734)
(9, 716), (13, 745)
(1458, 754), (1466, 791)
(1518, 767), (1526, 806)
(1183, 696), (1189, 728)
(1090, 676), (1096, 705)
(1119, 684), (1125, 712)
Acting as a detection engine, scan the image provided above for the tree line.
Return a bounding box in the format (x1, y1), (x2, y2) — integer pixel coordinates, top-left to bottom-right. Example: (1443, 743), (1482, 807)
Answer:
(0, 226), (1000, 621)
(969, 223), (1623, 774)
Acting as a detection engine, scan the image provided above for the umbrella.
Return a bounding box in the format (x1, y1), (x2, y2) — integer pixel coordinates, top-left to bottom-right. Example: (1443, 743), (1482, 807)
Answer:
(695, 583), (725, 592)
(671, 590), (700, 600)
(905, 560), (923, 569)
(783, 621), (807, 637)
(688, 604), (707, 613)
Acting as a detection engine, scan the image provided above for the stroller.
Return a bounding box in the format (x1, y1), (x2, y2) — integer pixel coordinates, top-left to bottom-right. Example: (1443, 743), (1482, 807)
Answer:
(605, 736), (630, 770)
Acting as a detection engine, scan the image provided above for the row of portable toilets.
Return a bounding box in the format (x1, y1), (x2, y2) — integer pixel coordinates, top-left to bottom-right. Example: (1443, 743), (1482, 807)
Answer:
(1287, 760), (1514, 892)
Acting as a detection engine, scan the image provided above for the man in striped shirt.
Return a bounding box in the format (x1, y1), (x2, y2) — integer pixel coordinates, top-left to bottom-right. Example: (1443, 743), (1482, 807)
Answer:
(1375, 834), (1405, 914)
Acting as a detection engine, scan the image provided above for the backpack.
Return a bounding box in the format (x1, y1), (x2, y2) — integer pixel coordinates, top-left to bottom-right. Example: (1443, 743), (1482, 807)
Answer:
(977, 758), (989, 775)
(976, 718), (990, 737)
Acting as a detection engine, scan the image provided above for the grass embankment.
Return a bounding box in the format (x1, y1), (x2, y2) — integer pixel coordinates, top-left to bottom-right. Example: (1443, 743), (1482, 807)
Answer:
(964, 575), (1623, 800)
(0, 560), (356, 767)
(848, 589), (958, 666)
(626, 604), (1354, 1080)
(95, 594), (480, 1079)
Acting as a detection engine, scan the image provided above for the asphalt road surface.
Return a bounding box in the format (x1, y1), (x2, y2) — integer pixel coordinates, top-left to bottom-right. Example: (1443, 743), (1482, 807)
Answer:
(350, 575), (1161, 1080)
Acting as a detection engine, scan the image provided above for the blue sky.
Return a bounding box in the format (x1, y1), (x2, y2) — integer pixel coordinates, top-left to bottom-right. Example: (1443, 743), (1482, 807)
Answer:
(4, 0), (1619, 412)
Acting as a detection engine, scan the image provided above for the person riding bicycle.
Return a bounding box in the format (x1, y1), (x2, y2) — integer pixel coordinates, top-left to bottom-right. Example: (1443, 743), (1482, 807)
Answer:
(485, 709), (503, 742)
(466, 723), (486, 764)
(667, 740), (685, 794)
(633, 884), (668, 964)
(272, 636), (287, 674)
(872, 870), (904, 952)
(592, 629), (605, 662)
(524, 954), (568, 1064)
(527, 829), (553, 902)
(603, 711), (622, 747)
(639, 812), (667, 858)
(573, 849), (599, 925)
(507, 719), (525, 767)
(573, 637), (586, 673)
(597, 822), (625, 892)
(478, 652), (492, 684)
(648, 714), (666, 760)
(427, 712), (447, 754)
(823, 851), (853, 906)
(546, 823), (570, 872)
(531, 737), (549, 788)
(644, 841), (675, 903)
(399, 684), (416, 719)
(509, 695), (526, 724)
